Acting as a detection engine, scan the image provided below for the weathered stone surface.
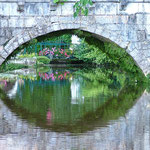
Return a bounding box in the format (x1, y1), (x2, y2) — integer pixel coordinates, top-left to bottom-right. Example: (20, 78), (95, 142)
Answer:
(0, 1), (150, 74)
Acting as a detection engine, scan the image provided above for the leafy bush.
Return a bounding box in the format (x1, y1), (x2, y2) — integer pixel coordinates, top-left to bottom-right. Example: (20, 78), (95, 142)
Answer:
(36, 56), (51, 64)
(0, 63), (28, 73)
(18, 53), (36, 58)
(72, 37), (145, 80)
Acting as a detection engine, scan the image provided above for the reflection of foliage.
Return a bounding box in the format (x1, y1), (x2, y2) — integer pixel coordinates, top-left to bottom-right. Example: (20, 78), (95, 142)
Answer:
(0, 68), (145, 133)
(37, 66), (51, 73)
(74, 68), (127, 98)
(75, 68), (126, 85)
(0, 80), (7, 88)
(92, 83), (145, 122)
(18, 75), (37, 81)
(73, 83), (145, 133)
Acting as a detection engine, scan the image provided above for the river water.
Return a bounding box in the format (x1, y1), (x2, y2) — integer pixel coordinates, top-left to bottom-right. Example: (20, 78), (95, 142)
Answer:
(0, 66), (149, 150)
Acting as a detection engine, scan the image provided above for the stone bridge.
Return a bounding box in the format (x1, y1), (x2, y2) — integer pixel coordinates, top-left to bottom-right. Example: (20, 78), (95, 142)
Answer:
(0, 0), (150, 74)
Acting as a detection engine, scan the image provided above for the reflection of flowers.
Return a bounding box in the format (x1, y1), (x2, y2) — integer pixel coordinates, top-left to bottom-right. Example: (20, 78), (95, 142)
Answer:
(39, 71), (70, 81)
(0, 80), (7, 87)
(47, 109), (52, 120)
(47, 108), (52, 125)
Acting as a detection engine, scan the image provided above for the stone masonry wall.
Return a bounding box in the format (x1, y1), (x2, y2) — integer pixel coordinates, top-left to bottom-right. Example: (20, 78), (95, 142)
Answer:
(0, 0), (150, 74)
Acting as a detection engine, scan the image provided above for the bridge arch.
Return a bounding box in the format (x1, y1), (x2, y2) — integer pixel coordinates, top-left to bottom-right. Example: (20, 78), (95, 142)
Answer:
(0, 22), (147, 75)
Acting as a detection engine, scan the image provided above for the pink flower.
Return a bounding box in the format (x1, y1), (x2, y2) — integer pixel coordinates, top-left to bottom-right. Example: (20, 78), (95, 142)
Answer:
(51, 77), (55, 81)
(47, 109), (52, 120)
(59, 51), (63, 54)
(64, 72), (67, 77)
(50, 73), (54, 77)
(50, 51), (54, 55)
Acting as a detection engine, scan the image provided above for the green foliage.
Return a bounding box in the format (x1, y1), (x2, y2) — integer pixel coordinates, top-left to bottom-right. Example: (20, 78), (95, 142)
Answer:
(41, 34), (72, 44)
(73, 0), (93, 17)
(53, 0), (93, 17)
(73, 39), (116, 65)
(72, 33), (145, 81)
(18, 53), (37, 58)
(36, 56), (51, 64)
(0, 63), (28, 73)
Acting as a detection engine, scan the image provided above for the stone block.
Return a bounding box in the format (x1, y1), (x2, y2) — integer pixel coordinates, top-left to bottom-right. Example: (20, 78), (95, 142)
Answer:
(125, 3), (140, 14)
(43, 3), (50, 15)
(95, 16), (117, 24)
(12, 28), (23, 37)
(129, 49), (143, 62)
(24, 3), (46, 15)
(61, 3), (74, 15)
(145, 15), (150, 25)
(6, 46), (14, 55)
(66, 23), (75, 29)
(5, 28), (12, 38)
(52, 23), (60, 31)
(137, 30), (146, 41)
(1, 19), (8, 28)
(74, 23), (80, 29)
(9, 17), (24, 28)
(0, 3), (10, 16)
(51, 16), (59, 23)
(0, 37), (8, 45)
(0, 46), (3, 53)
(4, 38), (16, 51)
(9, 3), (19, 16)
(13, 41), (19, 50)
(23, 34), (31, 43)
(140, 41), (150, 50)
(24, 17), (36, 27)
(0, 49), (8, 58)
(95, 3), (118, 15)
(28, 28), (39, 39)
(51, 4), (62, 16)
(18, 36), (24, 45)
(95, 25), (104, 35)
(136, 14), (145, 25)
(0, 28), (5, 36)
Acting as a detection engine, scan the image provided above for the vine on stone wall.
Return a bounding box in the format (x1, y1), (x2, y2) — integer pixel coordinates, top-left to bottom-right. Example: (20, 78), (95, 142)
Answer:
(53, 0), (93, 17)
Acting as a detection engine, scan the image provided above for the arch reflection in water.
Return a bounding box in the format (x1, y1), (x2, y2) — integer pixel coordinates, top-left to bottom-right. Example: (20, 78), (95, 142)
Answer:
(0, 67), (145, 133)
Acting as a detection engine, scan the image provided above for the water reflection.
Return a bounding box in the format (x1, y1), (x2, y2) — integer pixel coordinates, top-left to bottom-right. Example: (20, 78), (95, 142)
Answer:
(0, 66), (148, 149)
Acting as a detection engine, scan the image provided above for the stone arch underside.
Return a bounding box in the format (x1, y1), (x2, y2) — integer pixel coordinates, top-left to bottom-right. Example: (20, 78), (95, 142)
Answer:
(0, 21), (149, 75)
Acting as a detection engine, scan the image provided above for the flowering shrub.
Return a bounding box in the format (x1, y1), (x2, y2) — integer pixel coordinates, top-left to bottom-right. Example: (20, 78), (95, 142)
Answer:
(39, 48), (70, 58)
